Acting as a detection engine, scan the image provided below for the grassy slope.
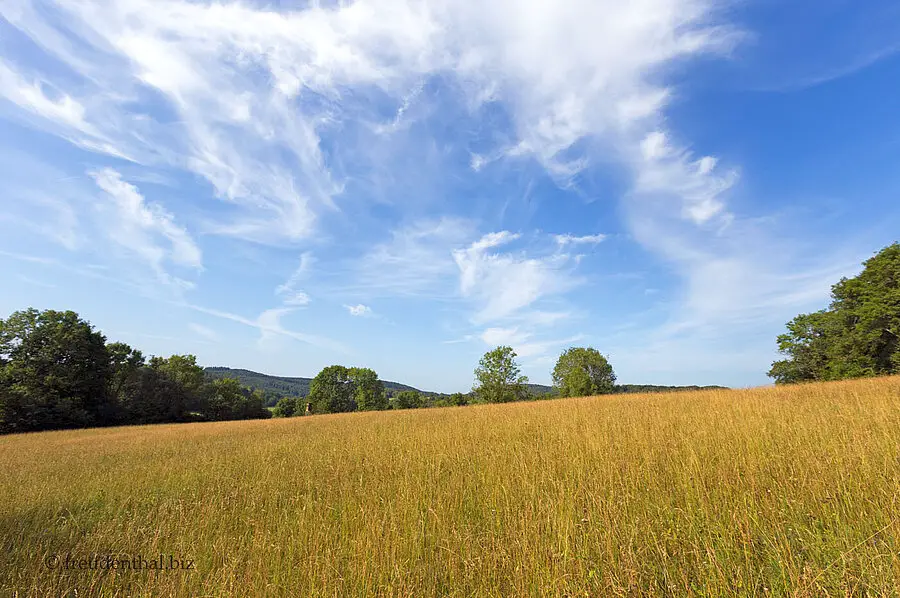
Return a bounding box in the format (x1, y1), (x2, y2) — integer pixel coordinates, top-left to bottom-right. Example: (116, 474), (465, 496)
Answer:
(2, 377), (899, 596)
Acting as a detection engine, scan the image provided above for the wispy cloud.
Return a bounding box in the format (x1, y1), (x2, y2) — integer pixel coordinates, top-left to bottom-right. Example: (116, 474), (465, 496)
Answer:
(275, 251), (315, 306)
(453, 231), (581, 324)
(181, 302), (348, 353)
(188, 323), (218, 342)
(345, 304), (372, 317)
(90, 168), (202, 290)
(0, 0), (738, 244)
(553, 233), (607, 246)
(347, 217), (474, 297)
(480, 326), (584, 359)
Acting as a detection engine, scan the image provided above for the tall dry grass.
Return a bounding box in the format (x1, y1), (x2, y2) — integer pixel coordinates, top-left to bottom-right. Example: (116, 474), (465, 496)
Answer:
(2, 377), (899, 597)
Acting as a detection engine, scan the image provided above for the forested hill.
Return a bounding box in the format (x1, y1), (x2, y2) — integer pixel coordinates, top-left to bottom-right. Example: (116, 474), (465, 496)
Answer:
(204, 367), (429, 399)
(206, 367), (726, 400)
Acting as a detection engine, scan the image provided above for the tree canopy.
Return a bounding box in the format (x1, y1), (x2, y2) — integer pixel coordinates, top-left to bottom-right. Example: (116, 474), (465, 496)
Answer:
(0, 308), (271, 434)
(393, 390), (424, 409)
(0, 309), (114, 432)
(769, 243), (900, 383)
(473, 346), (528, 403)
(552, 347), (616, 397)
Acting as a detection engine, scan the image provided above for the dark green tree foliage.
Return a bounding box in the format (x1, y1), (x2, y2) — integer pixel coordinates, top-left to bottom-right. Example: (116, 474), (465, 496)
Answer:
(107, 341), (146, 402)
(393, 390), (423, 409)
(0, 308), (272, 433)
(769, 243), (900, 383)
(552, 347), (616, 398)
(308, 365), (356, 413)
(473, 346), (528, 403)
(118, 367), (194, 425)
(239, 389), (272, 420)
(149, 355), (206, 397)
(349, 367), (388, 411)
(0, 309), (114, 433)
(204, 378), (270, 421)
(272, 396), (299, 418)
(449, 392), (469, 406)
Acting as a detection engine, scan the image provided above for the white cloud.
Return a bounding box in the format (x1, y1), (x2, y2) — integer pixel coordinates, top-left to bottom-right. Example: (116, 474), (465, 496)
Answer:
(353, 217), (473, 297)
(282, 291), (312, 307)
(0, 0), (739, 245)
(633, 130), (738, 225)
(479, 326), (584, 359)
(480, 326), (530, 347)
(553, 233), (607, 246)
(90, 168), (202, 289)
(188, 322), (218, 342)
(452, 231), (580, 323)
(345, 304), (372, 317)
(182, 302), (348, 353)
(275, 252), (315, 306)
(0, 59), (96, 137)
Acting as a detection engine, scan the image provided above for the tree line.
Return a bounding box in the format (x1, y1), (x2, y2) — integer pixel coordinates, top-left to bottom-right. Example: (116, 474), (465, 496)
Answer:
(271, 345), (618, 416)
(769, 242), (899, 384)
(0, 309), (271, 434)
(0, 306), (621, 431)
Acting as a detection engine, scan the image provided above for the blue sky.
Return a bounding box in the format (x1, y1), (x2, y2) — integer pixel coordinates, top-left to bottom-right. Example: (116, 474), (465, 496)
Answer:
(1, 0), (898, 393)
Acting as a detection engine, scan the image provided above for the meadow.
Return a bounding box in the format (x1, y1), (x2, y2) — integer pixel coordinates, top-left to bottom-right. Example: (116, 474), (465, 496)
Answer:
(2, 377), (899, 597)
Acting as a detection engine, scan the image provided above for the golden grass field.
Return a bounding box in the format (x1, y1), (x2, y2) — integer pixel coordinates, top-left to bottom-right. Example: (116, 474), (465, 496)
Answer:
(2, 377), (900, 597)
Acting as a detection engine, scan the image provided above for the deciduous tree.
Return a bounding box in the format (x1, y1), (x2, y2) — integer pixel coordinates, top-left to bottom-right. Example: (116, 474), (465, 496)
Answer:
(349, 367), (387, 410)
(552, 347), (616, 397)
(769, 243), (900, 383)
(473, 346), (528, 403)
(0, 309), (113, 432)
(308, 365), (356, 413)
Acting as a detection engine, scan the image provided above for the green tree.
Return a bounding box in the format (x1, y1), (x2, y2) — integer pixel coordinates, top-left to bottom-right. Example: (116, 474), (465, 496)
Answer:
(149, 355), (206, 396)
(202, 377), (248, 421)
(552, 347), (616, 397)
(473, 346), (528, 403)
(118, 367), (193, 424)
(0, 309), (113, 433)
(768, 311), (834, 384)
(769, 243), (900, 383)
(236, 388), (272, 420)
(272, 396), (299, 418)
(107, 342), (146, 404)
(449, 392), (469, 406)
(349, 367), (388, 410)
(308, 365), (356, 413)
(393, 390), (423, 409)
(148, 354), (207, 413)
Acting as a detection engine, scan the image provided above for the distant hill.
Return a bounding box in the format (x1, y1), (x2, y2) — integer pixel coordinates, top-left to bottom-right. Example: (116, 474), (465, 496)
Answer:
(206, 367), (727, 404)
(614, 384), (728, 394)
(525, 383), (728, 396)
(204, 367), (429, 402)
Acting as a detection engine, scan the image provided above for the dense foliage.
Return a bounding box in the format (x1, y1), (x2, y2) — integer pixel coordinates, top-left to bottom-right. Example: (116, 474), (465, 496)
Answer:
(0, 309), (270, 434)
(769, 243), (900, 383)
(552, 347), (616, 397)
(473, 346), (529, 403)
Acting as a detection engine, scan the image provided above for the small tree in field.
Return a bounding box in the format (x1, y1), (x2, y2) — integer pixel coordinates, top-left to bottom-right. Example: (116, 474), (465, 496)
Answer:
(272, 396), (298, 418)
(473, 346), (528, 403)
(552, 347), (616, 398)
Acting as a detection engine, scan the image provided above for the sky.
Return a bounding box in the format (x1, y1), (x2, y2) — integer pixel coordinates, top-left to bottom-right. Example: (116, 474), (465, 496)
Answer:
(1, 0), (898, 393)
